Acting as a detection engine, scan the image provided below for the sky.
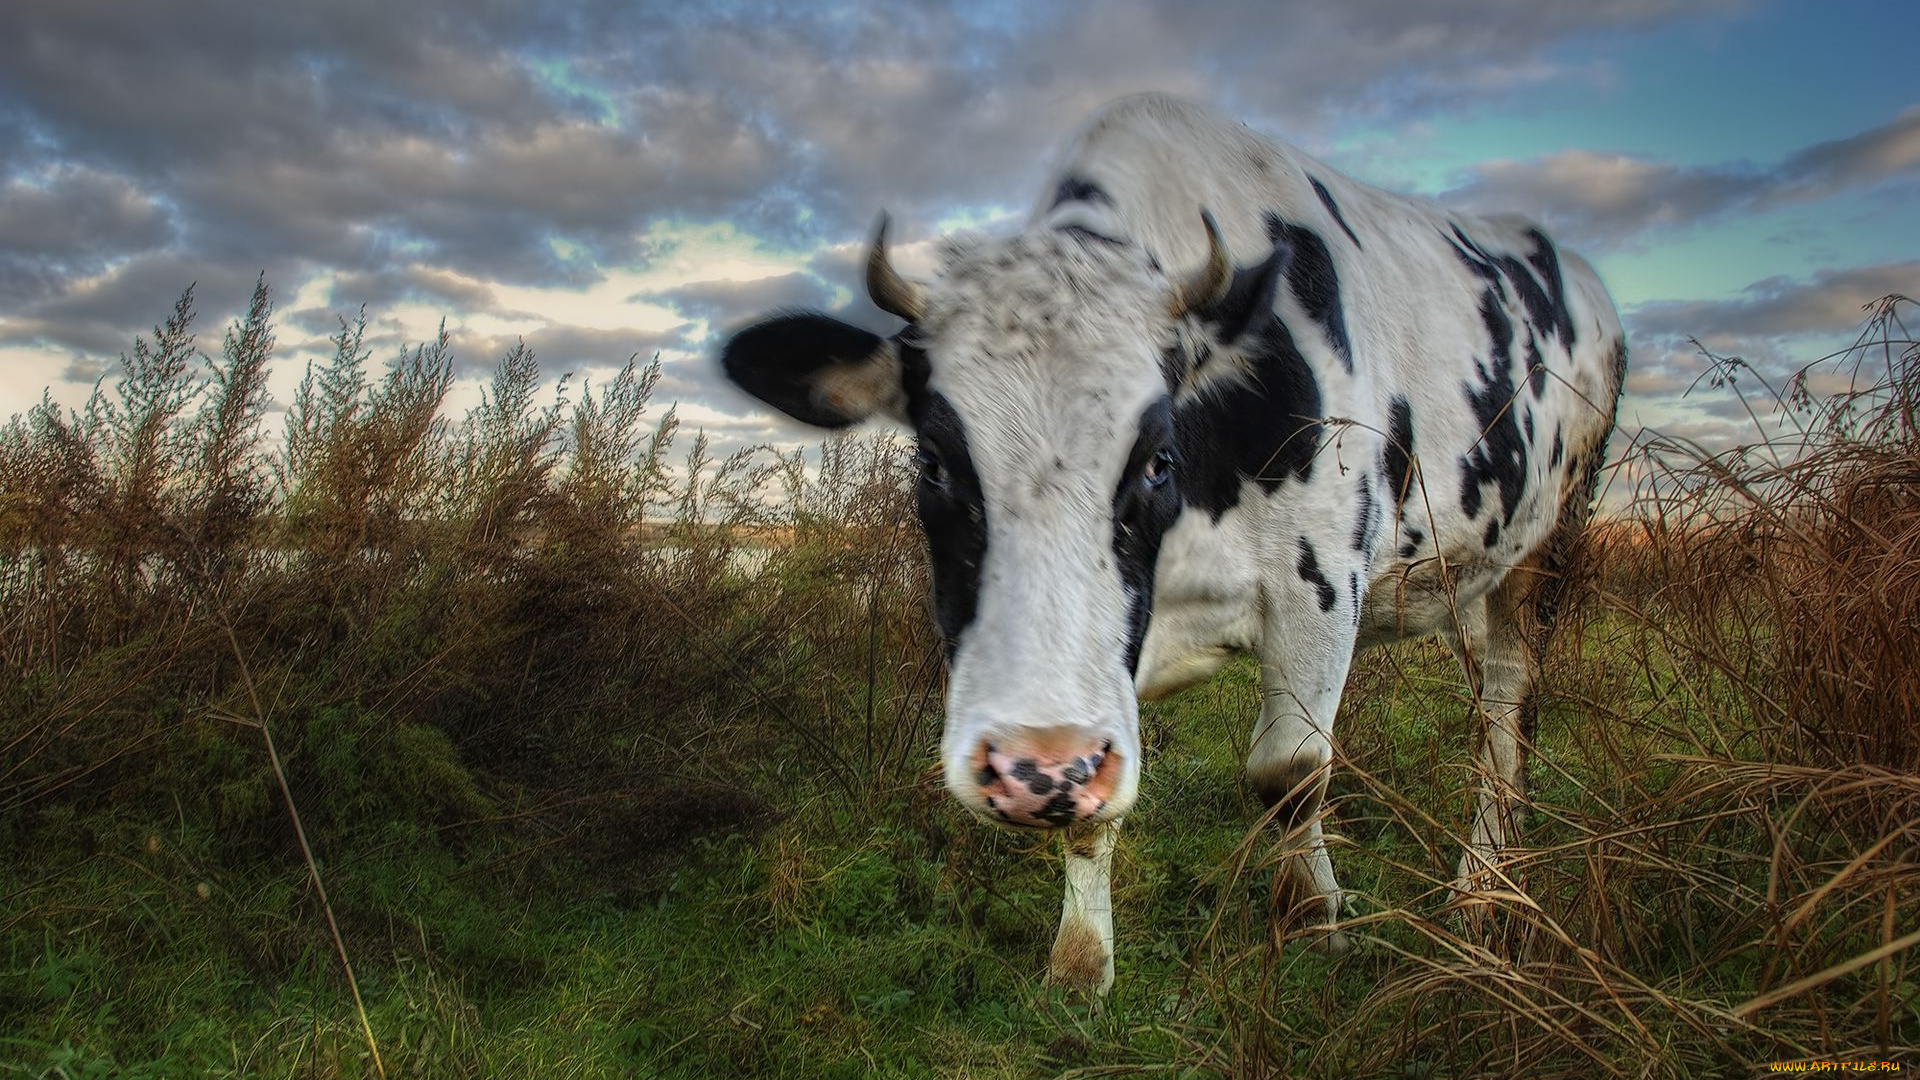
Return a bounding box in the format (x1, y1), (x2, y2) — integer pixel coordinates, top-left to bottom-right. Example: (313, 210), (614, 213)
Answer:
(1, 0), (1916, 490)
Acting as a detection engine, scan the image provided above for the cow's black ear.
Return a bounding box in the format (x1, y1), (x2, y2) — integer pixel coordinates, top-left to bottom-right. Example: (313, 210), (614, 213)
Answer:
(721, 313), (905, 428)
(1199, 238), (1291, 346)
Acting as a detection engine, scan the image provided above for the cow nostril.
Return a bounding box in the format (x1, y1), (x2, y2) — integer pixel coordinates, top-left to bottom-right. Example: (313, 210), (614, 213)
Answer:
(967, 740), (1005, 797)
(1081, 742), (1124, 804)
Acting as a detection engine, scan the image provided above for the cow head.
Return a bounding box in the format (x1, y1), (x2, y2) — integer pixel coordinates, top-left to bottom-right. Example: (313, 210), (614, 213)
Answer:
(722, 213), (1286, 829)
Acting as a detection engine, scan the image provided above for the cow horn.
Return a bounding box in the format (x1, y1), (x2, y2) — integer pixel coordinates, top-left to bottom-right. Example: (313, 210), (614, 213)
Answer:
(1170, 210), (1234, 317)
(866, 213), (928, 323)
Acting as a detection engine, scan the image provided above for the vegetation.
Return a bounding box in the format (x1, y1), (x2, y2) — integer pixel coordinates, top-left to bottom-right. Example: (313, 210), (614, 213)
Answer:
(1, 283), (1914, 1077)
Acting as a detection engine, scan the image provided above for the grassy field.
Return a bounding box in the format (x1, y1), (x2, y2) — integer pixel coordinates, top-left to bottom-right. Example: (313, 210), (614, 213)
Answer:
(2, 285), (1916, 1077)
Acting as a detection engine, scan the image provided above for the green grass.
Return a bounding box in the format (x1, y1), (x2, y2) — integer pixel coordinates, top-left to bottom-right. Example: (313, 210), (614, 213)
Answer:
(0, 654), (1366, 1078)
(0, 650), (1569, 1077)
(7, 626), (1918, 1078)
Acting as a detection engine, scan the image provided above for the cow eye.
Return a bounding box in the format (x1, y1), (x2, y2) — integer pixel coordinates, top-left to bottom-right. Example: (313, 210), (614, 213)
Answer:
(1142, 448), (1176, 490)
(915, 445), (948, 490)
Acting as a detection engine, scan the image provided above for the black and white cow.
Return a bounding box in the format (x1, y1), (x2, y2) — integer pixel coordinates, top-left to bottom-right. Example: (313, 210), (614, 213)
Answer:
(722, 93), (1625, 995)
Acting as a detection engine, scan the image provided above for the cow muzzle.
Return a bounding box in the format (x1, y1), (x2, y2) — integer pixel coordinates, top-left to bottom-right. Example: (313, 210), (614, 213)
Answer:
(956, 726), (1128, 828)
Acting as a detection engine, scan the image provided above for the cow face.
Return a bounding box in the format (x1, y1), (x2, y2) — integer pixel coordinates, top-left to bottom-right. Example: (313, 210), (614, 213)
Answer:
(722, 217), (1276, 829)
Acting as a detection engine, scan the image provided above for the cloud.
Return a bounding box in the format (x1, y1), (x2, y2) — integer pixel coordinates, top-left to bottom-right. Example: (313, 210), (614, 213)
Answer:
(0, 1), (790, 288)
(647, 272), (836, 332)
(1777, 105), (1920, 194)
(646, 259), (912, 345)
(0, 254), (276, 356)
(1635, 414), (1752, 450)
(281, 306), (359, 338)
(0, 0), (1841, 445)
(1440, 108), (1920, 249)
(444, 323), (694, 378)
(0, 0), (1759, 290)
(1628, 261), (1920, 341)
(328, 265), (505, 314)
(0, 166), (172, 262)
(1442, 152), (1765, 246)
(59, 352), (112, 385)
(1623, 363), (1695, 397)
(0, 166), (175, 310)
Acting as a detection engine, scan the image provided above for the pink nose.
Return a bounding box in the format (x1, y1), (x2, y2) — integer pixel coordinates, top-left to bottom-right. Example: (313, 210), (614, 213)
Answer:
(968, 729), (1122, 828)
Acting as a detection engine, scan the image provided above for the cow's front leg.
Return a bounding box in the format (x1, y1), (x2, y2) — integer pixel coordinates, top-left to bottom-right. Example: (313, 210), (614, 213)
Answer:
(1247, 573), (1360, 954)
(1048, 820), (1117, 996)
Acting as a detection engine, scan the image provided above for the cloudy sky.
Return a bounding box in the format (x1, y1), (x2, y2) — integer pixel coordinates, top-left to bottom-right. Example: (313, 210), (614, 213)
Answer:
(1, 0), (1915, 483)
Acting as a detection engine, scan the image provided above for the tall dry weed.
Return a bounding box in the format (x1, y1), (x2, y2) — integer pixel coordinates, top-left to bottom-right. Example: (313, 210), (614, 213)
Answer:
(0, 281), (933, 891)
(1171, 296), (1920, 1077)
(1632, 294), (1919, 770)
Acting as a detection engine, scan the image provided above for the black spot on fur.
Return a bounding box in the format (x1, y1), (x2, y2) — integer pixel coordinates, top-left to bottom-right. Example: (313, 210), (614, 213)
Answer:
(1497, 253), (1568, 354)
(1483, 519), (1501, 549)
(1522, 229), (1575, 347)
(1398, 530), (1423, 559)
(1309, 176), (1361, 249)
(1353, 477), (1377, 553)
(1266, 213), (1352, 373)
(1459, 289), (1530, 526)
(1448, 226), (1503, 289)
(1549, 429), (1565, 470)
(905, 359), (989, 656)
(1295, 538), (1338, 612)
(1052, 176), (1113, 209)
(1175, 293), (1323, 520)
(1385, 396), (1415, 511)
(1113, 398), (1183, 673)
(1452, 226), (1576, 355)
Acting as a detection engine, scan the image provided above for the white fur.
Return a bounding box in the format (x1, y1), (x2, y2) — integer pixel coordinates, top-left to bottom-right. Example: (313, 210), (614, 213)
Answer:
(926, 231), (1177, 826)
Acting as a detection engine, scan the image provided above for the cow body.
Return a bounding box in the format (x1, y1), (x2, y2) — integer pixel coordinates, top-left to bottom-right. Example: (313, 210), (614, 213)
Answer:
(721, 93), (1625, 996)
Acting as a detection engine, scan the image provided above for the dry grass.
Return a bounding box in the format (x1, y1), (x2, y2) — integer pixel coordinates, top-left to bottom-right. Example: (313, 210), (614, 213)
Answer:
(1631, 295), (1920, 772)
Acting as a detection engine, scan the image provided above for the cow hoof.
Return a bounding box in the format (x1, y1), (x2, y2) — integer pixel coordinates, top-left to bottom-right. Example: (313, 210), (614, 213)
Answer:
(1311, 927), (1351, 956)
(1047, 918), (1115, 998)
(1451, 851), (1525, 941)
(1453, 848), (1507, 898)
